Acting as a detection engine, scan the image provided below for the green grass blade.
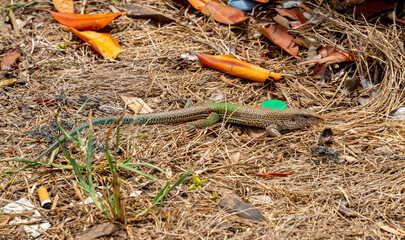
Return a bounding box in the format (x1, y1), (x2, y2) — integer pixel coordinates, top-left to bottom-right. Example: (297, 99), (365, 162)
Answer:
(120, 162), (171, 178)
(118, 164), (157, 182)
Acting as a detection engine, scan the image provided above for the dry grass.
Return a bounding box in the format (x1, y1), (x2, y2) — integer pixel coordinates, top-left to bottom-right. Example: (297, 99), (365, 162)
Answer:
(1, 0), (404, 239)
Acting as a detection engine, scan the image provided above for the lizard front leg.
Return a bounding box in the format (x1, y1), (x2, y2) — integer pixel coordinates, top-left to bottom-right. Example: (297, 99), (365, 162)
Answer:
(186, 112), (220, 129)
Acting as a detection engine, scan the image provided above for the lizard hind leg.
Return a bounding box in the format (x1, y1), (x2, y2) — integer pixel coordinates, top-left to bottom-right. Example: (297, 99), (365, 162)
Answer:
(186, 112), (220, 129)
(265, 125), (281, 137)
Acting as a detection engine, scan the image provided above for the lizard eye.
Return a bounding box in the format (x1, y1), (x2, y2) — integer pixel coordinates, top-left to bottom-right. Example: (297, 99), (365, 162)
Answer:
(301, 115), (309, 119)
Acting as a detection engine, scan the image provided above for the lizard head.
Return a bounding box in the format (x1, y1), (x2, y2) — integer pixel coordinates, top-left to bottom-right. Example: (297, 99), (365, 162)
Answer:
(280, 109), (324, 130)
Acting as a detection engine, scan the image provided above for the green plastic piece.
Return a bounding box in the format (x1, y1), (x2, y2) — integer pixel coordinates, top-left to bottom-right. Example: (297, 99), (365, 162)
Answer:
(260, 99), (288, 110)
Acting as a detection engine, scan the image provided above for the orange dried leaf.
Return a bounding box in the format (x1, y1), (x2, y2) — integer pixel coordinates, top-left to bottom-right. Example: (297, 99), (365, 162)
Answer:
(195, 52), (282, 82)
(201, 1), (246, 25)
(52, 0), (74, 13)
(251, 172), (294, 178)
(38, 9), (127, 30)
(260, 24), (300, 58)
(67, 27), (122, 59)
(187, 0), (211, 11)
(0, 49), (21, 70)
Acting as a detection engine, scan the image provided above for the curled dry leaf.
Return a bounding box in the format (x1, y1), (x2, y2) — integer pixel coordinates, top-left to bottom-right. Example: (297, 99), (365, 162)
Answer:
(52, 0), (74, 13)
(251, 172), (294, 177)
(0, 49), (21, 70)
(38, 9), (127, 30)
(187, 0), (246, 25)
(299, 47), (355, 77)
(275, 7), (307, 28)
(195, 52), (282, 82)
(67, 27), (122, 59)
(260, 24), (300, 58)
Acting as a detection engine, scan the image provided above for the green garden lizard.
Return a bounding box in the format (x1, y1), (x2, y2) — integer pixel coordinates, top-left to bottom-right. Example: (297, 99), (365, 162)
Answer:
(34, 101), (323, 161)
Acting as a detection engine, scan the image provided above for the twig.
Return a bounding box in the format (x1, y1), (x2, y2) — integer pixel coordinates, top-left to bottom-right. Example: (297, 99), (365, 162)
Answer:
(192, 38), (222, 54)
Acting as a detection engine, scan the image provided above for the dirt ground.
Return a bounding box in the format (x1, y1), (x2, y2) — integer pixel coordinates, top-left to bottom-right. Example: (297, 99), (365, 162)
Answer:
(1, 0), (405, 239)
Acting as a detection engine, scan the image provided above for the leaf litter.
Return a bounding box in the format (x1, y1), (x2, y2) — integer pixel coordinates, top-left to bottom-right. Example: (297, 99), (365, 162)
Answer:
(0, 0), (404, 239)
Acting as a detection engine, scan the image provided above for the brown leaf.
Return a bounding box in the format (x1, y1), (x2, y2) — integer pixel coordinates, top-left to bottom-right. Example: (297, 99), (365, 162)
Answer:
(229, 152), (241, 164)
(0, 49), (21, 70)
(379, 225), (405, 236)
(388, 12), (405, 25)
(201, 1), (246, 25)
(121, 4), (176, 24)
(218, 197), (265, 221)
(260, 24), (300, 58)
(120, 96), (153, 114)
(76, 222), (120, 240)
(52, 0), (74, 13)
(246, 127), (269, 139)
(318, 128), (333, 145)
(275, 7), (307, 28)
(337, 206), (360, 217)
(354, 1), (396, 19)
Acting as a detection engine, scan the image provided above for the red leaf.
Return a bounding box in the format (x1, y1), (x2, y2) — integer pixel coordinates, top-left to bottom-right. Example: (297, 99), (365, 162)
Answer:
(260, 24), (300, 58)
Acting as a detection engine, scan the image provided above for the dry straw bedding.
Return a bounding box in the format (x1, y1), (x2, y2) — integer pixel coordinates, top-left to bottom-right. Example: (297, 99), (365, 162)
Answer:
(0, 0), (404, 239)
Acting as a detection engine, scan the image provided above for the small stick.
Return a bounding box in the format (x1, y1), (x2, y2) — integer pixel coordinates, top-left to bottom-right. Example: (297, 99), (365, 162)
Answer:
(192, 38), (222, 54)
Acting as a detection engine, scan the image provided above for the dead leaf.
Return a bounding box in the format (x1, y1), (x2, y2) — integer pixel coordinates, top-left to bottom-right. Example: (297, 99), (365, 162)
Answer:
(120, 96), (153, 114)
(218, 197), (265, 221)
(195, 52), (282, 82)
(121, 4), (176, 24)
(0, 78), (18, 87)
(337, 205), (360, 217)
(388, 12), (405, 25)
(246, 127), (269, 139)
(275, 7), (306, 28)
(229, 152), (240, 164)
(76, 222), (120, 240)
(260, 24), (300, 58)
(0, 49), (21, 70)
(354, 1), (396, 19)
(299, 48), (355, 77)
(52, 0), (74, 13)
(379, 224), (405, 236)
(318, 128), (333, 145)
(201, 1), (247, 25)
(38, 9), (127, 30)
(67, 27), (122, 59)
